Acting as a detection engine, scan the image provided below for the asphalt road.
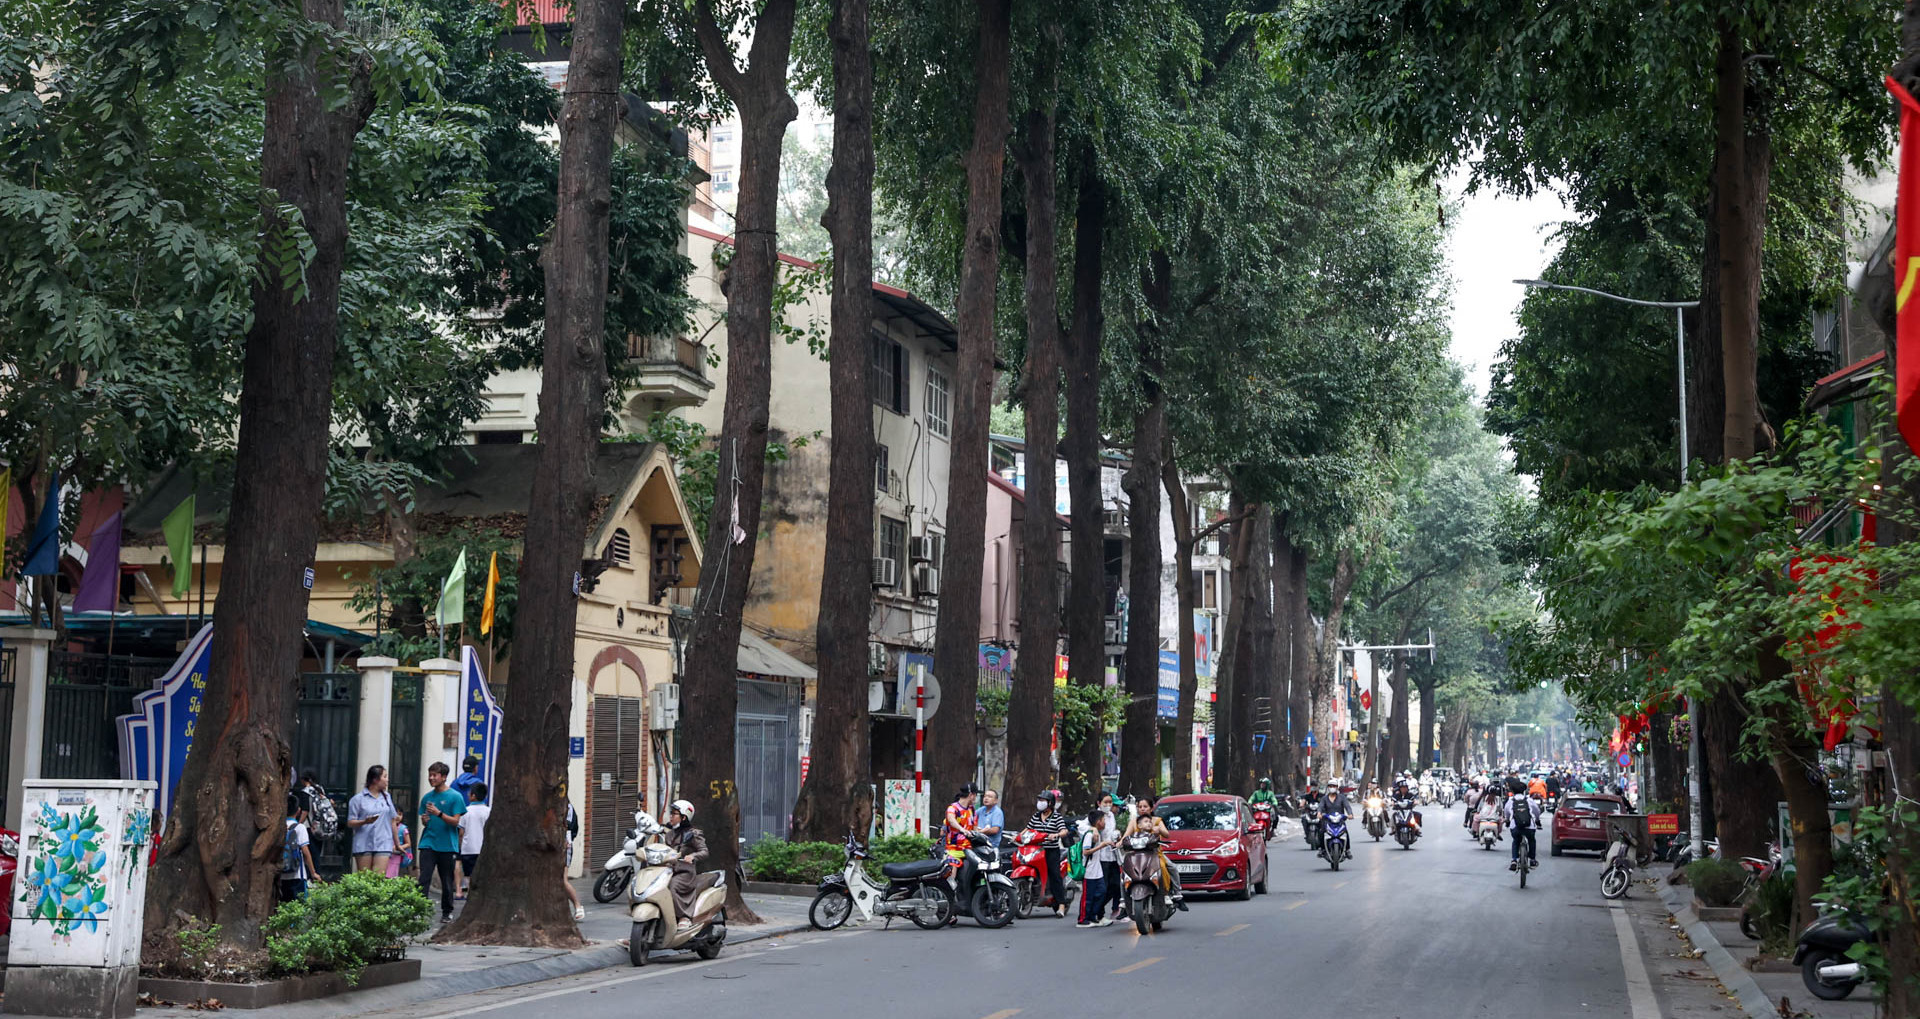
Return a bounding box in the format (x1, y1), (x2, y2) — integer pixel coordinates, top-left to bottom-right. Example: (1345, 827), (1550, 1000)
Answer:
(392, 806), (1678, 1019)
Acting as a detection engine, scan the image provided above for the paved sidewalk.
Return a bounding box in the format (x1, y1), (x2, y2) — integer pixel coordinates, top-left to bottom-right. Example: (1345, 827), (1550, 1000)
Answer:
(1653, 871), (1878, 1019)
(125, 879), (812, 1019)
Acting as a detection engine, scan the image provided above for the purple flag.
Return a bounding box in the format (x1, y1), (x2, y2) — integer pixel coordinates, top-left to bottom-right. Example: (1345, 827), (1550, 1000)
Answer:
(73, 511), (123, 612)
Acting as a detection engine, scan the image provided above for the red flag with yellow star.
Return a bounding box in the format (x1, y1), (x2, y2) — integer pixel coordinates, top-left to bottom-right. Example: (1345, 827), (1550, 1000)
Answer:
(1888, 77), (1920, 452)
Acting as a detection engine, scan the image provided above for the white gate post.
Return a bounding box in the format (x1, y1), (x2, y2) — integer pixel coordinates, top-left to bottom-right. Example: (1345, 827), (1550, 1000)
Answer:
(418, 658), (461, 801)
(353, 657), (397, 794)
(0, 627), (54, 832)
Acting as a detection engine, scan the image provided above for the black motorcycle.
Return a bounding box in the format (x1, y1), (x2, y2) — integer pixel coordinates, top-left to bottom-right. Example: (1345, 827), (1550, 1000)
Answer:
(1794, 909), (1875, 1001)
(944, 834), (1017, 929)
(1301, 803), (1325, 851)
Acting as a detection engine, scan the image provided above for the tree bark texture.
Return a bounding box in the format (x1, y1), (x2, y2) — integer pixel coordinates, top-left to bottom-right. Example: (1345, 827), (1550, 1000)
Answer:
(1713, 20), (1772, 462)
(1308, 550), (1357, 783)
(789, 0), (874, 844)
(1119, 385), (1165, 795)
(1244, 506), (1277, 789)
(1059, 164), (1107, 807)
(1269, 515), (1297, 787)
(440, 0), (625, 948)
(683, 0), (800, 921)
(1362, 653), (1382, 787)
(1415, 677), (1435, 776)
(927, 0), (1012, 811)
(1007, 79), (1061, 814)
(1162, 452), (1199, 794)
(1690, 174), (1726, 469)
(1699, 683), (1783, 860)
(1283, 538), (1311, 790)
(1388, 651), (1409, 775)
(143, 0), (372, 962)
(1217, 494), (1258, 795)
(1647, 708), (1685, 814)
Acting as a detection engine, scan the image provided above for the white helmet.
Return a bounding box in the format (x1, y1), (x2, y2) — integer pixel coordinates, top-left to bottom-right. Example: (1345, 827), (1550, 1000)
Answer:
(671, 799), (695, 821)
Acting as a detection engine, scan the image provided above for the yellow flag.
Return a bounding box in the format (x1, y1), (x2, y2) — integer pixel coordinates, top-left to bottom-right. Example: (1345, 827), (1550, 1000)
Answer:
(480, 551), (500, 635)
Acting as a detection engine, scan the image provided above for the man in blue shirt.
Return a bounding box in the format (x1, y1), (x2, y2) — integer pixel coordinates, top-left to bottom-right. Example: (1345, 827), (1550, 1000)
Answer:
(418, 761), (467, 922)
(451, 755), (482, 799)
(976, 789), (1005, 849)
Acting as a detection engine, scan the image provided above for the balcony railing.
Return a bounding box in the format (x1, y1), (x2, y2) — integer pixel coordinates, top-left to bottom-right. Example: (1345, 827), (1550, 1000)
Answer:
(628, 333), (707, 378)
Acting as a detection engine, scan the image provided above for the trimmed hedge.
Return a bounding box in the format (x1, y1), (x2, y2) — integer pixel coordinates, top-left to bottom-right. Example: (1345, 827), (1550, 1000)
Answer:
(745, 834), (938, 884)
(1687, 858), (1748, 907)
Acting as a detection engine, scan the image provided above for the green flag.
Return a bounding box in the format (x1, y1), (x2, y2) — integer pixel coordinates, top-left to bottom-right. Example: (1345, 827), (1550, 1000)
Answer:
(436, 549), (467, 632)
(162, 495), (195, 599)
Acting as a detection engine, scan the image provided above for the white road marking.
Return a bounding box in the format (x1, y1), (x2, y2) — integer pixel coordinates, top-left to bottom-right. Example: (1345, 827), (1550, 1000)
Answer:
(1609, 902), (1663, 1019)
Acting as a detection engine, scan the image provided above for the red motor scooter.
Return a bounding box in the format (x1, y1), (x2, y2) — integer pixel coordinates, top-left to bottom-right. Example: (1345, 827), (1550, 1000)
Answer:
(1008, 828), (1077, 919)
(1251, 803), (1277, 842)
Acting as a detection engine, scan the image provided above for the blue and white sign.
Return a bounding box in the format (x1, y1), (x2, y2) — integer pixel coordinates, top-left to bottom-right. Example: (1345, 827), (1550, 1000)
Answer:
(461, 645), (503, 793)
(569, 736), (585, 758)
(1156, 650), (1179, 719)
(116, 622), (214, 827)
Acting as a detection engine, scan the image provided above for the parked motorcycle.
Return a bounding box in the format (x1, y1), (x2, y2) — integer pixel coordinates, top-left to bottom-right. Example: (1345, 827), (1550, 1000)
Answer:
(1600, 828), (1639, 900)
(1319, 811), (1352, 872)
(1795, 908), (1874, 1001)
(626, 837), (728, 966)
(1362, 796), (1387, 842)
(951, 836), (1017, 928)
(1008, 828), (1077, 918)
(1119, 832), (1174, 934)
(808, 831), (956, 931)
(1391, 799), (1420, 849)
(1737, 843), (1784, 940)
(595, 809), (663, 903)
(1301, 803), (1325, 852)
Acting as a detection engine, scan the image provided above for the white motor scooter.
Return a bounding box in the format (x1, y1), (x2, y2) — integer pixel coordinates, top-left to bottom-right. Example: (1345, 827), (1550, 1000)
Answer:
(593, 809), (662, 903)
(626, 832), (729, 966)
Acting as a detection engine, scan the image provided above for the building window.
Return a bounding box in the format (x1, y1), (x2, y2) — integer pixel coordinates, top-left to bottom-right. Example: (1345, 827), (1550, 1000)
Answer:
(606, 527), (632, 566)
(871, 334), (909, 414)
(925, 367), (951, 438)
(712, 128), (734, 148)
(1194, 569), (1218, 610)
(877, 516), (906, 582)
(875, 444), (891, 494)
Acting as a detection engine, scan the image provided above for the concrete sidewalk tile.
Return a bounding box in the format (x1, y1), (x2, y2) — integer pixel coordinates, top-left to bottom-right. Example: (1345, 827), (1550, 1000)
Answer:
(1653, 876), (1784, 1019)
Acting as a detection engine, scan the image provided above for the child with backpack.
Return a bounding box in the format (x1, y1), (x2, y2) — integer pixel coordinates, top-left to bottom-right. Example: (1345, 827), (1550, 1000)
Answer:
(281, 793), (319, 901)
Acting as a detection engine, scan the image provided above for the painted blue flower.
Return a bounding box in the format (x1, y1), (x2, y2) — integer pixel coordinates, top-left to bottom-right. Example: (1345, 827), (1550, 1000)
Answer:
(124, 811), (151, 846)
(38, 803), (58, 828)
(53, 819), (97, 865)
(61, 883), (109, 933)
(24, 856), (69, 898)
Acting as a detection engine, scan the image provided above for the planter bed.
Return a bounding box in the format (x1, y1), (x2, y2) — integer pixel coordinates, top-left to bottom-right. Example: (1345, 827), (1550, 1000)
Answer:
(139, 959), (420, 1009)
(1692, 900), (1742, 923)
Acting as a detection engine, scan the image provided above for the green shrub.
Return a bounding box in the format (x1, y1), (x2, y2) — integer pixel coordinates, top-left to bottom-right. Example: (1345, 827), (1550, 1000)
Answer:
(743, 837), (844, 884)
(1687, 859), (1747, 907)
(1750, 872), (1795, 951)
(265, 871), (433, 983)
(745, 834), (939, 884)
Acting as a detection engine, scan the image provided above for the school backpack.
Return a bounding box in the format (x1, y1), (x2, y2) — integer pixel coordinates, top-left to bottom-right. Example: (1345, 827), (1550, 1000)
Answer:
(1511, 796), (1533, 830)
(1066, 838), (1086, 881)
(306, 785), (341, 841)
(281, 822), (302, 875)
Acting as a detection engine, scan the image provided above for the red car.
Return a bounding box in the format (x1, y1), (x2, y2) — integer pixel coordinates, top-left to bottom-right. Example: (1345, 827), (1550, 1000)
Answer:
(1153, 794), (1269, 899)
(1551, 793), (1629, 855)
(0, 825), (16, 937)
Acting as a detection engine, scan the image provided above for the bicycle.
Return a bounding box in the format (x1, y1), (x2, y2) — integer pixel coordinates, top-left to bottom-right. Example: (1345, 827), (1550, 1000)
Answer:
(1517, 849), (1535, 888)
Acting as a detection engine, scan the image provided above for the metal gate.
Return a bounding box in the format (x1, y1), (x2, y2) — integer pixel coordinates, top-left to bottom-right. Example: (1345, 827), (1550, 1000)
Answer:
(295, 672), (359, 876)
(389, 674), (423, 820)
(589, 696), (644, 870)
(41, 653), (170, 779)
(736, 679), (803, 847)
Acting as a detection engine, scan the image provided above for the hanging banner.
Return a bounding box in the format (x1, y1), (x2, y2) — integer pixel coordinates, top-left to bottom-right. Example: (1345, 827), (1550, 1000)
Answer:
(461, 645), (504, 793)
(116, 623), (213, 827)
(1157, 650), (1180, 719)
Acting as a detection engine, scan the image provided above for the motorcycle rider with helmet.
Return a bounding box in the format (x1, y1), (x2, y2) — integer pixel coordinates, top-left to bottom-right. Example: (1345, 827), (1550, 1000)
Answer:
(1391, 775), (1423, 834)
(663, 799), (709, 930)
(1123, 797), (1188, 911)
(1249, 778), (1279, 812)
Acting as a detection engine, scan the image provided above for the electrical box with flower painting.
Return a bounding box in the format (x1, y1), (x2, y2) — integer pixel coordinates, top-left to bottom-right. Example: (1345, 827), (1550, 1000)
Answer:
(7, 780), (157, 971)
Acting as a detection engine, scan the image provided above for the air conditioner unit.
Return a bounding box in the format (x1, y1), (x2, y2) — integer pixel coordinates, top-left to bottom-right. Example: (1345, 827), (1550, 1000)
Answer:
(913, 564), (941, 598)
(928, 533), (946, 567)
(871, 557), (898, 588)
(648, 683), (681, 730)
(908, 536), (935, 563)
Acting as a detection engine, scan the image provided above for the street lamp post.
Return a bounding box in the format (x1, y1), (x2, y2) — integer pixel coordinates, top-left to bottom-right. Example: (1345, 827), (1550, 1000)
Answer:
(1514, 278), (1707, 845)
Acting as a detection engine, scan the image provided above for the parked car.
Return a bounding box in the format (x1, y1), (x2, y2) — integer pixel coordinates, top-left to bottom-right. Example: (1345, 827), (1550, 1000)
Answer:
(1552, 793), (1629, 855)
(1153, 794), (1269, 900)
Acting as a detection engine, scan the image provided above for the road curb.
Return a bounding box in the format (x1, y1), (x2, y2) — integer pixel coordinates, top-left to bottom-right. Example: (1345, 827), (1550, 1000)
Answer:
(1653, 876), (1774, 1019)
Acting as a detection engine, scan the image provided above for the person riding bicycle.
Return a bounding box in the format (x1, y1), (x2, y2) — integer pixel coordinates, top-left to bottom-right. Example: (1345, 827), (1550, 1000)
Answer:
(1505, 786), (1544, 870)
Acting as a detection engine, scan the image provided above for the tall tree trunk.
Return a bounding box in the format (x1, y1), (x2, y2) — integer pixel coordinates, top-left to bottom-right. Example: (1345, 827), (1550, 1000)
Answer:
(1269, 514), (1296, 787)
(1244, 505), (1277, 790)
(1690, 176), (1726, 469)
(927, 0), (1012, 811)
(143, 0), (372, 962)
(1714, 20), (1772, 462)
(1162, 450), (1199, 794)
(1700, 683), (1783, 859)
(683, 0), (799, 921)
(789, 0), (873, 843)
(1309, 549), (1357, 783)
(1119, 384), (1165, 794)
(441, 0), (624, 947)
(1283, 537), (1311, 790)
(1387, 650), (1409, 775)
(1218, 494), (1259, 795)
(1362, 653), (1382, 787)
(1059, 161), (1107, 807)
(1007, 57), (1061, 813)
(1647, 708), (1685, 814)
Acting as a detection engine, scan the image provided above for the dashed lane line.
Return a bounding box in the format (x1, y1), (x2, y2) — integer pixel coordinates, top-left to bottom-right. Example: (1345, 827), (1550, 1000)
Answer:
(1111, 957), (1165, 974)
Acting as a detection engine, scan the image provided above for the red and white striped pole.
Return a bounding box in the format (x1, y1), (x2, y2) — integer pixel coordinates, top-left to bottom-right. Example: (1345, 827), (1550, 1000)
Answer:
(913, 664), (926, 835)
